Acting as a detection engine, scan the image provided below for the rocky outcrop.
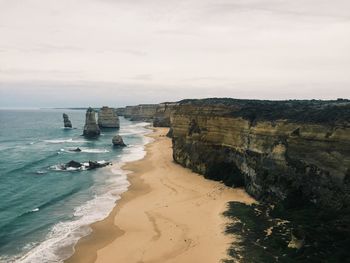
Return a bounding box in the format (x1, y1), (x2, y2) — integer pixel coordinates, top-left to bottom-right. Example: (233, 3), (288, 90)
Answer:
(98, 106), (120, 128)
(63, 113), (72, 128)
(55, 160), (111, 171)
(171, 98), (350, 211)
(112, 135), (126, 147)
(83, 108), (101, 138)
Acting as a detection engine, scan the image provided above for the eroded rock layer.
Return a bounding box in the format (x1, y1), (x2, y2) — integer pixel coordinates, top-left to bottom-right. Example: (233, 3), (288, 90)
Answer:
(171, 98), (350, 210)
(98, 106), (120, 128)
(120, 103), (175, 126)
(124, 104), (158, 121)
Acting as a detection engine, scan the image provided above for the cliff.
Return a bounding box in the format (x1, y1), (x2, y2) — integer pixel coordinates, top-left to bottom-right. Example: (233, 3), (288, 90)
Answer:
(171, 98), (350, 260)
(83, 107), (100, 138)
(121, 103), (174, 125)
(153, 102), (176, 127)
(98, 106), (120, 128)
(171, 98), (350, 210)
(124, 104), (158, 121)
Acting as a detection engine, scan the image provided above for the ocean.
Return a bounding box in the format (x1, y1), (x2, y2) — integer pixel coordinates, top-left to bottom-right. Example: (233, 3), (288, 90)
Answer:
(0, 109), (151, 262)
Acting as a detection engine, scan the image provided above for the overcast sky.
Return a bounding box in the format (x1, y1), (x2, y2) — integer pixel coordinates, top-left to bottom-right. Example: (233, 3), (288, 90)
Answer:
(0, 0), (349, 107)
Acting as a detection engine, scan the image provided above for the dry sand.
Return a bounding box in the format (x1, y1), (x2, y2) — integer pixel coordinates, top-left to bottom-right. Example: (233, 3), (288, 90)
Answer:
(66, 128), (255, 263)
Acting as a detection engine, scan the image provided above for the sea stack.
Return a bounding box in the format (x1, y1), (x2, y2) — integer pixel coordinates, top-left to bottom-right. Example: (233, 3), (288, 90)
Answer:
(83, 107), (100, 138)
(112, 135), (126, 147)
(63, 113), (72, 128)
(98, 106), (120, 128)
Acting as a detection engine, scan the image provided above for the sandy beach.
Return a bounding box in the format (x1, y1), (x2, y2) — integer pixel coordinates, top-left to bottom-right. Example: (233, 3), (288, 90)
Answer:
(66, 128), (255, 263)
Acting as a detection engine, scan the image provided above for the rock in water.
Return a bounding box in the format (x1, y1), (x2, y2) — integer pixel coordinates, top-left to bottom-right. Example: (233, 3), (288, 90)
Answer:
(112, 135), (126, 147)
(63, 113), (72, 128)
(98, 106), (120, 128)
(83, 108), (100, 138)
(69, 147), (82, 152)
(60, 160), (111, 170)
(66, 160), (82, 168)
(87, 161), (111, 170)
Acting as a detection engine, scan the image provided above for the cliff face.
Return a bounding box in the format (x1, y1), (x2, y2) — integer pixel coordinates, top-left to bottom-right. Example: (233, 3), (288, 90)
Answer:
(121, 103), (174, 126)
(171, 99), (350, 211)
(83, 108), (100, 138)
(124, 104), (158, 121)
(98, 106), (120, 128)
(153, 103), (176, 127)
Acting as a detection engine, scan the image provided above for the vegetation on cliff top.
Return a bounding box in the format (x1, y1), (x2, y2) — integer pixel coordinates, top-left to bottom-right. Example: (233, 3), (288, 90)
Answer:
(178, 98), (350, 125)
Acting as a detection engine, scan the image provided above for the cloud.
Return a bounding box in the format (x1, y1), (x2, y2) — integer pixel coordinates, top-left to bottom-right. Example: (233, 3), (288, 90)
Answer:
(0, 0), (349, 106)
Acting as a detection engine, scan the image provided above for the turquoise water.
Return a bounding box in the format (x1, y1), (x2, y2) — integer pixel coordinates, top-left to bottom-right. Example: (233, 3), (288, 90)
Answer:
(0, 109), (151, 262)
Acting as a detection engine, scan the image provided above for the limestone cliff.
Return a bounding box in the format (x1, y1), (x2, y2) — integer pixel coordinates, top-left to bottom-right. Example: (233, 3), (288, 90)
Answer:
(153, 102), (176, 127)
(124, 104), (158, 121)
(171, 98), (350, 211)
(98, 106), (120, 128)
(83, 108), (100, 138)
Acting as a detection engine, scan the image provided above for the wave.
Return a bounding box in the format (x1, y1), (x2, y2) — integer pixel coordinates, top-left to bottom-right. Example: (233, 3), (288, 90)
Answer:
(60, 148), (110, 154)
(6, 123), (153, 263)
(0, 187), (82, 238)
(6, 153), (58, 175)
(15, 176), (129, 263)
(43, 139), (86, 144)
(49, 165), (79, 172)
(35, 170), (47, 175)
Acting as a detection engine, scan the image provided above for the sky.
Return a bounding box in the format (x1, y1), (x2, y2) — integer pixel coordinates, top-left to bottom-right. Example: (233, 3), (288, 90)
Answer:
(0, 0), (349, 107)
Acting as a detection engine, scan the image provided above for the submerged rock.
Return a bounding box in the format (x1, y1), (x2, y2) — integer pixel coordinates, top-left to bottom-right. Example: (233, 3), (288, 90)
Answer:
(63, 113), (72, 128)
(98, 106), (120, 128)
(83, 108), (100, 138)
(112, 135), (126, 147)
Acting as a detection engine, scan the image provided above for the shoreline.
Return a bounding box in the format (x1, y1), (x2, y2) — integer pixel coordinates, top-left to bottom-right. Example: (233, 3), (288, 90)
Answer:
(66, 127), (255, 263)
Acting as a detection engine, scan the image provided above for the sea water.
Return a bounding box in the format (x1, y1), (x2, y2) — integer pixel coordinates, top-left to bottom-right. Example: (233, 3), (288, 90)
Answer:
(0, 109), (152, 262)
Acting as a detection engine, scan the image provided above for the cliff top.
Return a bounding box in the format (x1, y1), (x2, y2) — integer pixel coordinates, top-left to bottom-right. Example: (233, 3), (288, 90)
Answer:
(177, 98), (350, 125)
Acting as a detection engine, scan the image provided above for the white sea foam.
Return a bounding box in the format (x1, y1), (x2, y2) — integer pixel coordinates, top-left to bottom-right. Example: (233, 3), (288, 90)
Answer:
(44, 139), (86, 144)
(82, 148), (109, 153)
(15, 169), (130, 263)
(59, 147), (109, 153)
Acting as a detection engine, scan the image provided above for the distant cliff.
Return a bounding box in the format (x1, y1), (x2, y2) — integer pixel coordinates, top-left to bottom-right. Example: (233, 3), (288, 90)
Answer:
(124, 104), (158, 121)
(119, 103), (175, 126)
(171, 98), (350, 210)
